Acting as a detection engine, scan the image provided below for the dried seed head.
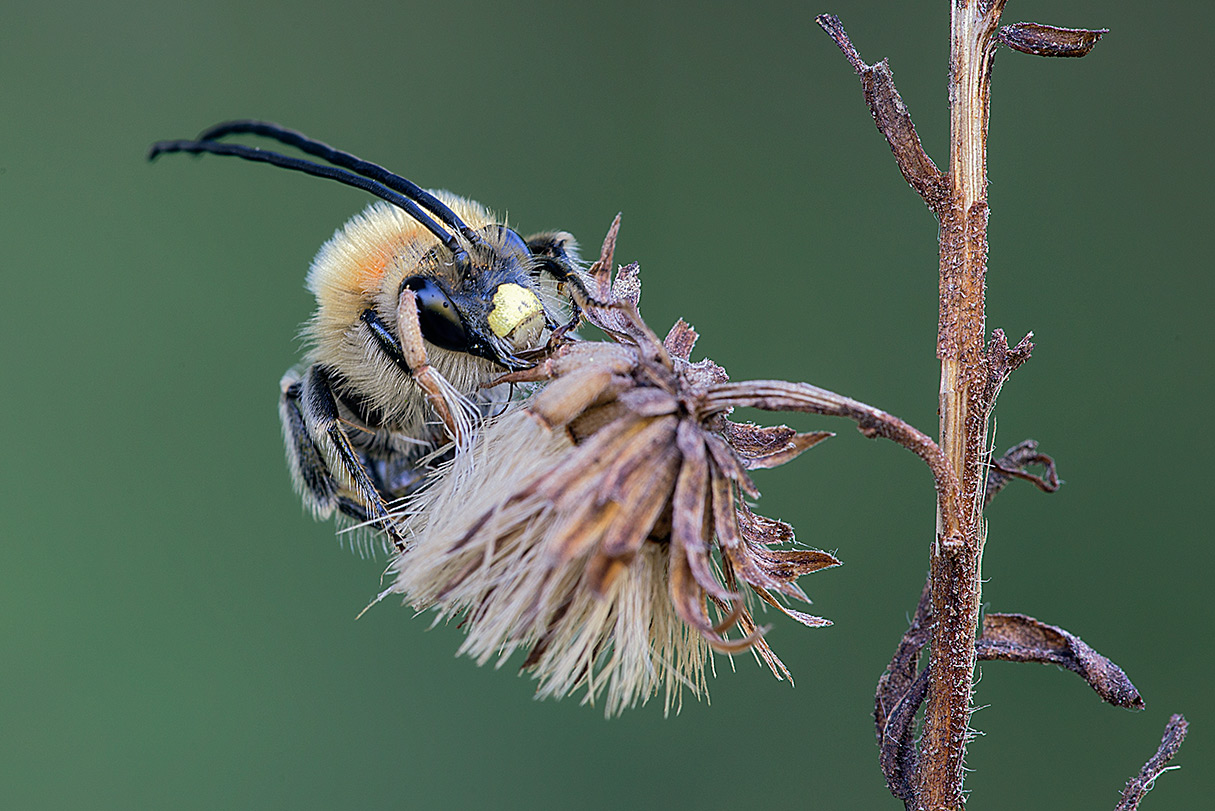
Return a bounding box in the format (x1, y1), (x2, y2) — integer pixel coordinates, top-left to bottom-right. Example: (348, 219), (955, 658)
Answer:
(383, 257), (840, 714)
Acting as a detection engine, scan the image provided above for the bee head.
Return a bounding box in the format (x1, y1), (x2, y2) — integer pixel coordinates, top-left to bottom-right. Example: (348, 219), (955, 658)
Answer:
(405, 224), (547, 370)
(149, 121), (567, 372)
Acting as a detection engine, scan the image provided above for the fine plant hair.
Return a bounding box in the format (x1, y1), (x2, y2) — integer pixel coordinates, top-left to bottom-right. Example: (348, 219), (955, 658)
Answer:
(811, 5), (1187, 809)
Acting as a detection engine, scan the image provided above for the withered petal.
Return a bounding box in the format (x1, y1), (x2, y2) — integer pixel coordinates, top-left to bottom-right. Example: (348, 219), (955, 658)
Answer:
(747, 545), (842, 581)
(704, 626), (769, 654)
(550, 341), (638, 378)
(584, 213), (619, 302)
(740, 430), (834, 471)
(616, 387), (680, 417)
(598, 443), (682, 558)
(545, 497), (621, 569)
(671, 422), (710, 548)
(586, 445), (683, 594)
(532, 415), (650, 502)
(709, 466), (743, 551)
(709, 466), (786, 592)
(697, 593), (767, 653)
(663, 318), (699, 360)
(737, 501), (797, 547)
(597, 416), (678, 504)
(703, 432), (760, 498)
(611, 260), (642, 308)
(752, 585), (833, 628)
(682, 358), (729, 389)
(668, 531), (716, 635)
(669, 520), (758, 654)
(670, 422), (735, 601)
(528, 366), (614, 429)
(723, 422), (798, 456)
(709, 593), (745, 636)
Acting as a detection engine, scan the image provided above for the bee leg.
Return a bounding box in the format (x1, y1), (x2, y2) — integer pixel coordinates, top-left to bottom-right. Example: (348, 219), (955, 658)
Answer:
(394, 288), (470, 445)
(280, 369), (341, 516)
(335, 496), (372, 523)
(283, 364), (408, 551)
(525, 231), (580, 283)
(526, 230), (593, 340)
(357, 300), (469, 446)
(487, 358), (556, 386)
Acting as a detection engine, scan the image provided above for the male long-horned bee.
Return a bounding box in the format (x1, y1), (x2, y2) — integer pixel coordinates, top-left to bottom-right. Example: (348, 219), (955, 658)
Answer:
(150, 121), (584, 551)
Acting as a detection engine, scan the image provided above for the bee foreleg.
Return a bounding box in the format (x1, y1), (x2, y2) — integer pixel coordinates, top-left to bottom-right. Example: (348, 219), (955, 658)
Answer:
(394, 289), (468, 446)
(289, 364), (408, 551)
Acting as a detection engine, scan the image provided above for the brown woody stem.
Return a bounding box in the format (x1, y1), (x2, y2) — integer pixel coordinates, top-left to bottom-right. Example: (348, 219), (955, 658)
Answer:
(820, 3), (1114, 806)
(1115, 714), (1189, 811)
(915, 4), (1010, 808)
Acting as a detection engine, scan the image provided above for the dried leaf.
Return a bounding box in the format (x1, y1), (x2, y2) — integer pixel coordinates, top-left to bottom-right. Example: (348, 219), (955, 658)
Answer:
(815, 14), (950, 213)
(875, 581), (933, 802)
(977, 613), (1144, 709)
(879, 667), (928, 804)
(985, 438), (1060, 505)
(984, 327), (1033, 406)
(997, 21), (1107, 58)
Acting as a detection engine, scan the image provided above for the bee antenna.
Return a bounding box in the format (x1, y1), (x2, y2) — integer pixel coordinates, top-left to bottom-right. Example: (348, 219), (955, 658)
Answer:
(191, 120), (485, 250)
(148, 137), (471, 268)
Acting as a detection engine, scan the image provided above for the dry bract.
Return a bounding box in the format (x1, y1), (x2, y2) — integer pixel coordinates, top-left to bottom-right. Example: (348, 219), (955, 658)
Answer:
(384, 259), (840, 714)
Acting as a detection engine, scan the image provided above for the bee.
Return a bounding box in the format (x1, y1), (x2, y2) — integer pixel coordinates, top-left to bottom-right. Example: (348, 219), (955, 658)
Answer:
(149, 121), (584, 551)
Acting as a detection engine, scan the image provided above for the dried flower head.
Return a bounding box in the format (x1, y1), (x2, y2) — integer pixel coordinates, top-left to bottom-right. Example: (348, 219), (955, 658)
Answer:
(381, 230), (841, 714)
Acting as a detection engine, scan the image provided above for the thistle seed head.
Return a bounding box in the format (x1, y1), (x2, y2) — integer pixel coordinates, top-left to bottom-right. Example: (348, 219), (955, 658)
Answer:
(385, 257), (840, 715)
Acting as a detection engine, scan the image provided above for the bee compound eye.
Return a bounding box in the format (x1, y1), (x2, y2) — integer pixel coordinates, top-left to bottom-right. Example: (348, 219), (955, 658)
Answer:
(481, 225), (530, 261)
(402, 276), (472, 353)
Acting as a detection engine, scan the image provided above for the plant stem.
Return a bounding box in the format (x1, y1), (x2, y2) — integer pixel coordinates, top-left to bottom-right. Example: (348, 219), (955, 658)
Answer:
(917, 2), (1006, 808)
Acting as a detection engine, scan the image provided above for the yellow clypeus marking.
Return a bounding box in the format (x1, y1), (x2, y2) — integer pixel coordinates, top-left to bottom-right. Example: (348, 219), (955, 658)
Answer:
(488, 283), (543, 339)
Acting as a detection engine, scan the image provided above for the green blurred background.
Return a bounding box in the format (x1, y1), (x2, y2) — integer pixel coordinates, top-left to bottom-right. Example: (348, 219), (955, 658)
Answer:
(2, 0), (1209, 807)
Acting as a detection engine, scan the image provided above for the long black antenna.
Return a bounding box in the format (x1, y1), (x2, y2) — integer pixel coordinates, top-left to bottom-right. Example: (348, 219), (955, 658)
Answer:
(148, 131), (472, 269)
(194, 120), (484, 249)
